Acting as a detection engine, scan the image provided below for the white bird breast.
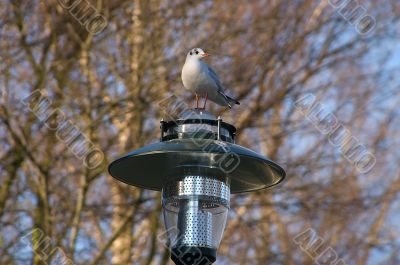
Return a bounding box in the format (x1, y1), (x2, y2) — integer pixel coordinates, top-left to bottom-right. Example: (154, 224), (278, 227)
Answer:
(182, 60), (217, 95)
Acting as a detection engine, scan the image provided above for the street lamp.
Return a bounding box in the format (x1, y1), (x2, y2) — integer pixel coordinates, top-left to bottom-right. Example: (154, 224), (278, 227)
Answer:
(108, 109), (285, 264)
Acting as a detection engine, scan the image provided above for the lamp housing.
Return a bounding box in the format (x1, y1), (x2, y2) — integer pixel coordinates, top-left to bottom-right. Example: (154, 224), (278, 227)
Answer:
(108, 109), (285, 264)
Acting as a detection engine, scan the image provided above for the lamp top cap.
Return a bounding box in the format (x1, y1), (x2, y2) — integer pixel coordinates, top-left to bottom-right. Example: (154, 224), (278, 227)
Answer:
(180, 109), (216, 120)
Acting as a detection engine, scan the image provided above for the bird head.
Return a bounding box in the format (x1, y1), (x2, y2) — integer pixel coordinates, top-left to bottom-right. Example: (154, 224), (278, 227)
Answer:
(186, 48), (209, 61)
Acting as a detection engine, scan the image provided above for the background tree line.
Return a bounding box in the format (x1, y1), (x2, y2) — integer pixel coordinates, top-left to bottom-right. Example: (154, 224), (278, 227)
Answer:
(0, 0), (399, 264)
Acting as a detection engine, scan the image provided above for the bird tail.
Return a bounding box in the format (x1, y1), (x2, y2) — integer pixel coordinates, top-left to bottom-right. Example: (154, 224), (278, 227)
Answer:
(227, 96), (240, 108)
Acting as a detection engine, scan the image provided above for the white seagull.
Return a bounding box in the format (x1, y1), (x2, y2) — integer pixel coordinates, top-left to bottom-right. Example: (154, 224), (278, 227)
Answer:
(181, 48), (240, 109)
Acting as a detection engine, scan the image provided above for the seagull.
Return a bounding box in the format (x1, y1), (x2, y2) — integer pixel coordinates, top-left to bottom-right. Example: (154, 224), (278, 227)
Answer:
(181, 48), (240, 109)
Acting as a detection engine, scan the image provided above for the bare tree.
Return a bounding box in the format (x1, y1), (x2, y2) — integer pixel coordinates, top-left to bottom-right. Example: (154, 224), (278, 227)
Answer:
(0, 0), (399, 264)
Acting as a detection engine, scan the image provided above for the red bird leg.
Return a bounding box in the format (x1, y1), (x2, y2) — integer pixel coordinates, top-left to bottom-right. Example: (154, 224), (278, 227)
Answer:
(203, 92), (208, 110)
(196, 94), (199, 109)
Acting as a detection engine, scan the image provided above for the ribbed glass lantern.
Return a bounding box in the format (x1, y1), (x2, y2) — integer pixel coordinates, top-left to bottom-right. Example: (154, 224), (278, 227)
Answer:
(162, 175), (230, 263)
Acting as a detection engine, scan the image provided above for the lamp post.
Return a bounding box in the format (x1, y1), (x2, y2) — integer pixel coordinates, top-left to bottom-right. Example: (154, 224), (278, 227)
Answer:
(108, 109), (285, 264)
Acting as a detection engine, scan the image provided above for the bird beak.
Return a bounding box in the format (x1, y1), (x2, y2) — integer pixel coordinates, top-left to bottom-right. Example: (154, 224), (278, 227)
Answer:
(202, 53), (209, 58)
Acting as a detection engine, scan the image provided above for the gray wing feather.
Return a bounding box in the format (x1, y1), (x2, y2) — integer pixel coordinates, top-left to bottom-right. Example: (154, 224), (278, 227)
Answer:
(207, 65), (225, 93)
(206, 64), (232, 106)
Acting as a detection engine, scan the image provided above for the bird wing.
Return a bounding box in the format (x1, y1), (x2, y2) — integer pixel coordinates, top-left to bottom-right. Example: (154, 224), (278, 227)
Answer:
(207, 65), (225, 93)
(206, 64), (234, 106)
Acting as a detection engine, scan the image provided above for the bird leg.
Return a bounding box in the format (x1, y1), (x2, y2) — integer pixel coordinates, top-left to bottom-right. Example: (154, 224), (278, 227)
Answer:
(196, 94), (199, 109)
(203, 92), (208, 110)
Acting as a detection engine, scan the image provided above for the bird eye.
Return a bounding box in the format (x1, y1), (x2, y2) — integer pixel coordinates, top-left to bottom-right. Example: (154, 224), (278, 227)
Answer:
(190, 52), (193, 55)
(195, 50), (199, 54)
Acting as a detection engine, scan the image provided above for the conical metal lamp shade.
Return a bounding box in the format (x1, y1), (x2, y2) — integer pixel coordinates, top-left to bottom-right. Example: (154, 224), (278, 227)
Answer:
(108, 139), (285, 193)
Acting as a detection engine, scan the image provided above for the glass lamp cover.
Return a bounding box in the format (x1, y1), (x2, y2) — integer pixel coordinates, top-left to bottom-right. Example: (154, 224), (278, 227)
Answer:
(162, 176), (230, 250)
